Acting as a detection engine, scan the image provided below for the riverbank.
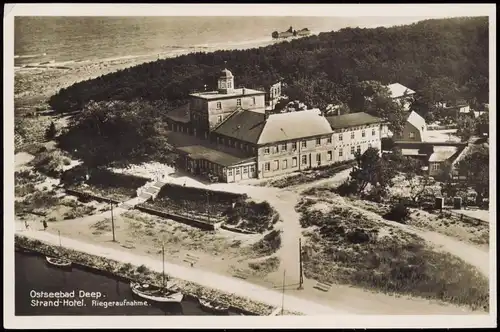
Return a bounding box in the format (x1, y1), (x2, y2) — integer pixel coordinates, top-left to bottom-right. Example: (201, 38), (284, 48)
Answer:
(14, 234), (310, 316)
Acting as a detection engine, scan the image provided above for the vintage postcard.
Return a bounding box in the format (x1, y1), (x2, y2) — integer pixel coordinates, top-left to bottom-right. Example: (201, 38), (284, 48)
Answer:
(3, 3), (496, 329)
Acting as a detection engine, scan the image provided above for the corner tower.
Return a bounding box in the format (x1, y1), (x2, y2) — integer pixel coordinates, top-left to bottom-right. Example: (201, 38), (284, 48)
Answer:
(218, 68), (235, 94)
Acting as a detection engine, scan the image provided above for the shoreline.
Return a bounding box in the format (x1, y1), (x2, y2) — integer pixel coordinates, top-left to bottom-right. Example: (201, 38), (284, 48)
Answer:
(14, 231), (345, 315)
(15, 234), (301, 316)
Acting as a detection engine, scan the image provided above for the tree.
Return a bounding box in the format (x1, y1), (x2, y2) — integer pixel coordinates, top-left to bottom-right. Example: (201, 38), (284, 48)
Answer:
(350, 81), (407, 135)
(349, 147), (397, 196)
(456, 146), (489, 205)
(456, 115), (476, 141)
(45, 121), (57, 141)
(58, 100), (176, 167)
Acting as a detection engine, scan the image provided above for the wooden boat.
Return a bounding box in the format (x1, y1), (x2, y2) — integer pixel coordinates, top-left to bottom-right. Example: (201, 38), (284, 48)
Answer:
(129, 243), (183, 303)
(199, 297), (230, 314)
(130, 282), (183, 303)
(45, 231), (72, 268)
(46, 256), (72, 268)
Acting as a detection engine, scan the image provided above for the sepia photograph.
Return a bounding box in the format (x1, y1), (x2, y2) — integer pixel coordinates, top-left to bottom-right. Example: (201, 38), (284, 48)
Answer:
(4, 3), (496, 329)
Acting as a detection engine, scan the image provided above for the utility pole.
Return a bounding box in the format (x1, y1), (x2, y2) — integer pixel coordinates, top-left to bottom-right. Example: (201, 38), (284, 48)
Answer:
(298, 238), (304, 290)
(281, 269), (286, 315)
(110, 202), (116, 242)
(206, 192), (210, 224)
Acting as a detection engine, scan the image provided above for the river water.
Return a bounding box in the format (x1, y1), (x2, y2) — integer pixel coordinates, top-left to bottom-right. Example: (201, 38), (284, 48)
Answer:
(15, 250), (245, 316)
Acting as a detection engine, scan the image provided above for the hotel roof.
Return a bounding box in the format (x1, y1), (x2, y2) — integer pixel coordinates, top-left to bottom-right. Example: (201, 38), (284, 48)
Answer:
(190, 88), (265, 100)
(428, 146), (462, 163)
(214, 109), (334, 145)
(387, 83), (416, 99)
(258, 109), (333, 144)
(326, 112), (384, 130)
(213, 109), (266, 144)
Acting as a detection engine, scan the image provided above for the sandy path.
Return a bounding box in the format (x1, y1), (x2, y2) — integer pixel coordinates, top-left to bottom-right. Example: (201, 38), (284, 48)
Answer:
(15, 228), (348, 316)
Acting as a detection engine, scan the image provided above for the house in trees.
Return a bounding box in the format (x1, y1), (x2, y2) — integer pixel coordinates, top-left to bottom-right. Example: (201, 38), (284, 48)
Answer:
(393, 111), (427, 142)
(164, 68), (386, 183)
(386, 83), (416, 111)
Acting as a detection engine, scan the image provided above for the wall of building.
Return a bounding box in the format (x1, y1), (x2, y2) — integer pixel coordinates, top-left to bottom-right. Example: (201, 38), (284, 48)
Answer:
(398, 122), (423, 142)
(257, 134), (334, 179)
(207, 94), (265, 129)
(225, 162), (257, 183)
(331, 124), (383, 162)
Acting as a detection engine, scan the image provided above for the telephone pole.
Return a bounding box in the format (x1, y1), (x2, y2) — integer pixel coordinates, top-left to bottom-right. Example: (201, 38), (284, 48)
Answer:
(298, 238), (304, 290)
(110, 202), (116, 242)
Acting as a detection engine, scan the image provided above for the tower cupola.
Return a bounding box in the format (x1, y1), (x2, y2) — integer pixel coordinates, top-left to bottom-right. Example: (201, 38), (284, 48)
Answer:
(218, 68), (234, 94)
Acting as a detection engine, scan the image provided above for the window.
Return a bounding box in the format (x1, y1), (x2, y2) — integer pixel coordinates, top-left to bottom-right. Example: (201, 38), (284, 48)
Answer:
(327, 136), (332, 144)
(217, 115), (222, 123)
(357, 145), (361, 154)
(339, 133), (343, 141)
(236, 168), (240, 175)
(316, 138), (321, 146)
(282, 160), (288, 169)
(351, 146), (355, 154)
(216, 102), (222, 109)
(274, 160), (279, 170)
(228, 169), (233, 176)
(372, 128), (376, 136)
(409, 132), (416, 139)
(227, 81), (232, 89)
(327, 151), (332, 161)
(292, 142), (297, 151)
(339, 148), (343, 157)
(301, 141), (307, 148)
(243, 167), (248, 174)
(264, 147), (270, 154)
(236, 99), (241, 107)
(221, 81), (226, 89)
(301, 155), (307, 165)
(252, 97), (256, 105)
(250, 165), (255, 173)
(281, 143), (287, 151)
(273, 146), (279, 154)
(362, 130), (366, 137)
(432, 163), (440, 171)
(351, 132), (355, 139)
(292, 157), (298, 167)
(316, 153), (321, 165)
(264, 162), (270, 171)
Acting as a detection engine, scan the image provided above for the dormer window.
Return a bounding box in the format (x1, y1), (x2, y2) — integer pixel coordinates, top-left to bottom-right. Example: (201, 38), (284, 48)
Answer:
(227, 81), (232, 89)
(221, 81), (226, 89)
(216, 102), (222, 109)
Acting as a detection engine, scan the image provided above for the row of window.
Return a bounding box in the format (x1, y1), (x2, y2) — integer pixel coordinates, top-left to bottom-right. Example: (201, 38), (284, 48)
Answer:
(262, 131), (377, 154)
(227, 165), (256, 177)
(263, 146), (366, 172)
(216, 97), (256, 110)
(216, 136), (256, 153)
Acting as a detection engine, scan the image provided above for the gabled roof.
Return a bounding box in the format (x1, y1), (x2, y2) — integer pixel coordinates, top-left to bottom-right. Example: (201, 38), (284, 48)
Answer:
(387, 83), (416, 99)
(326, 112), (384, 130)
(428, 146), (462, 163)
(407, 111), (427, 132)
(213, 109), (266, 144)
(258, 109), (333, 144)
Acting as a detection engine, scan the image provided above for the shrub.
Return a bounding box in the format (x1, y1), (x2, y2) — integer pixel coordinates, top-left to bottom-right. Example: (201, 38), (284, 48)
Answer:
(383, 202), (411, 223)
(252, 230), (282, 256)
(335, 180), (358, 197)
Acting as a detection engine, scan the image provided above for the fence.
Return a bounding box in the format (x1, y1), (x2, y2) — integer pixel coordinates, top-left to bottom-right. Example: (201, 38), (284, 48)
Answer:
(135, 204), (224, 231)
(65, 188), (122, 205)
